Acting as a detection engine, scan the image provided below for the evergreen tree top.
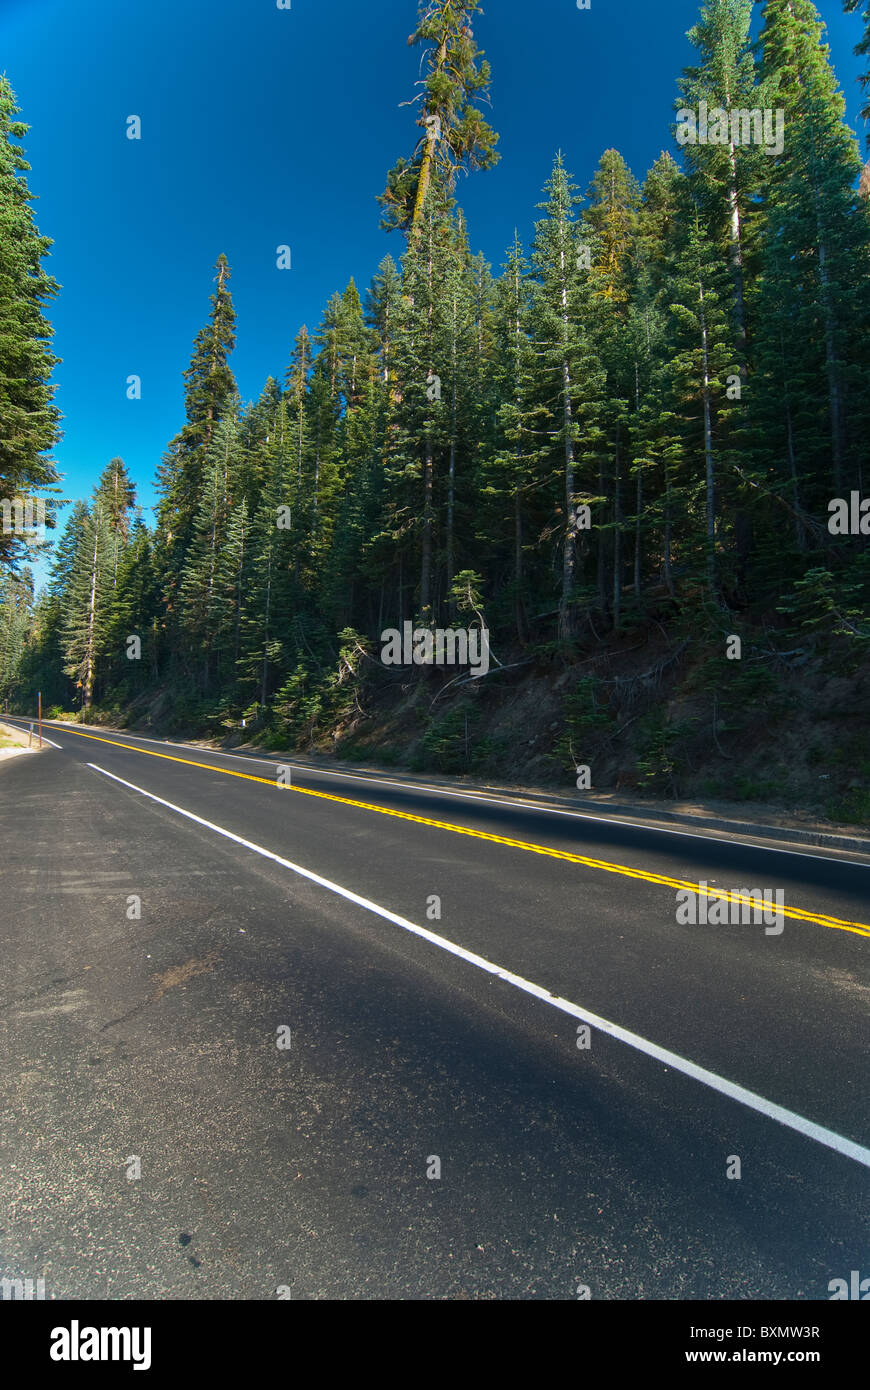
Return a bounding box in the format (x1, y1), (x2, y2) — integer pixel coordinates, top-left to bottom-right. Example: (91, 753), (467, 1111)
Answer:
(379, 1), (499, 237)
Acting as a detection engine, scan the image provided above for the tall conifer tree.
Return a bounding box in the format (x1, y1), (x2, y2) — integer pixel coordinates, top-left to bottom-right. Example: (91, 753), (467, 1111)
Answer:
(379, 2), (499, 238)
(0, 76), (61, 569)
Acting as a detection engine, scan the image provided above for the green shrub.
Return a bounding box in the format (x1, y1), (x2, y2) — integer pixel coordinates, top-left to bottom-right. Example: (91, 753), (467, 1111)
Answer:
(634, 711), (697, 796)
(421, 704), (479, 773)
(827, 788), (870, 825)
(731, 775), (779, 802)
(554, 676), (613, 770)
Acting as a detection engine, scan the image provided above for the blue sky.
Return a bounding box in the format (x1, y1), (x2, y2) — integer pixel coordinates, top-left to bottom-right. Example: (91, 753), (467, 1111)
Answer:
(1, 0), (865, 587)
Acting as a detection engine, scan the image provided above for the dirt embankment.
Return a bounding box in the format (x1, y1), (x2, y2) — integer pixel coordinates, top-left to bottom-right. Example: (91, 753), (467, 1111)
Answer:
(311, 631), (870, 831)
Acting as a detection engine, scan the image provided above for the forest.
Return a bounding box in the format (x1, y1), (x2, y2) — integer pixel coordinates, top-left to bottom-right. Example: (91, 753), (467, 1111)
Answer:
(2, 0), (869, 820)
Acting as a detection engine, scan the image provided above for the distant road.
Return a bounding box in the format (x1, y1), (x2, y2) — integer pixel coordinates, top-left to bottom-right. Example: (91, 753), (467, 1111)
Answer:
(1, 718), (867, 1298)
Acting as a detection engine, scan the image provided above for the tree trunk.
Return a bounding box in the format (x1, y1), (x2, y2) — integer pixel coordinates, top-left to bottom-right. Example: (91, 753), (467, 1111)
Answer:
(234, 513), (245, 663)
(596, 450), (609, 620)
(815, 216), (845, 492)
(420, 214), (436, 623)
(420, 437), (434, 621)
(664, 459), (674, 599)
(557, 224), (577, 641)
(410, 33), (449, 239)
(777, 330), (805, 551)
(612, 424), (622, 630)
(515, 480), (528, 645)
(633, 362), (643, 599)
(83, 523), (99, 710)
(698, 273), (716, 587)
(446, 295), (457, 616)
(260, 543), (272, 708)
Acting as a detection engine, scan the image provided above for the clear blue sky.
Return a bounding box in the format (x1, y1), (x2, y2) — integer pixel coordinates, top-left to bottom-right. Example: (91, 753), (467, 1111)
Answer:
(1, 0), (864, 586)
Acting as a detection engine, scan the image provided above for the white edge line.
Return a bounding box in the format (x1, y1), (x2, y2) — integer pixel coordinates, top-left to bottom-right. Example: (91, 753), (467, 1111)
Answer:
(87, 758), (870, 1171)
(0, 721), (62, 750)
(21, 718), (869, 870)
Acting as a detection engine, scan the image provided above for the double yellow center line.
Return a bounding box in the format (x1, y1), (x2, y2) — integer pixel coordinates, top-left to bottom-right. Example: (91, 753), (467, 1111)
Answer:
(53, 724), (870, 939)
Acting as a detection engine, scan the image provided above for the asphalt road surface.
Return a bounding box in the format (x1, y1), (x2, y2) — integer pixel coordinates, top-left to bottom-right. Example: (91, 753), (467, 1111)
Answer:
(1, 718), (868, 1299)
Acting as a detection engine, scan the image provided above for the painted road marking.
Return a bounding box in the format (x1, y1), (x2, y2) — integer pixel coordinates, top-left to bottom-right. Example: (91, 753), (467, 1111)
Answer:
(0, 722), (63, 751)
(88, 760), (870, 1171)
(20, 724), (870, 939)
(25, 718), (870, 866)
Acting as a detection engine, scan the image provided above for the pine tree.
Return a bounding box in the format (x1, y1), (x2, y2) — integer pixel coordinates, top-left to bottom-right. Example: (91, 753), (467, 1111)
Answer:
(61, 502), (114, 708)
(101, 521), (161, 694)
(585, 149), (641, 310)
(379, 2), (499, 238)
(844, 0), (870, 146)
(659, 189), (739, 588)
(238, 376), (285, 509)
(179, 253), (237, 456)
(584, 150), (641, 626)
(49, 501), (89, 600)
(384, 191), (455, 622)
(757, 0), (870, 494)
(484, 233), (542, 642)
(306, 354), (339, 559)
(629, 153), (685, 600)
(434, 214), (482, 611)
(158, 254), (238, 578)
(366, 257), (404, 385)
(306, 283), (378, 591)
(0, 76), (61, 569)
(0, 569), (33, 698)
(213, 495), (249, 684)
(238, 445), (297, 711)
(678, 0), (765, 367)
(178, 415), (244, 687)
(528, 156), (607, 638)
(317, 285), (382, 629)
(285, 326), (313, 487)
(335, 280), (375, 409)
(94, 457), (136, 588)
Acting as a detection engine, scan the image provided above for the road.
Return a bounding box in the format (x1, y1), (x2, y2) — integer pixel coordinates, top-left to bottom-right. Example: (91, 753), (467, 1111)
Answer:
(0, 718), (868, 1299)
